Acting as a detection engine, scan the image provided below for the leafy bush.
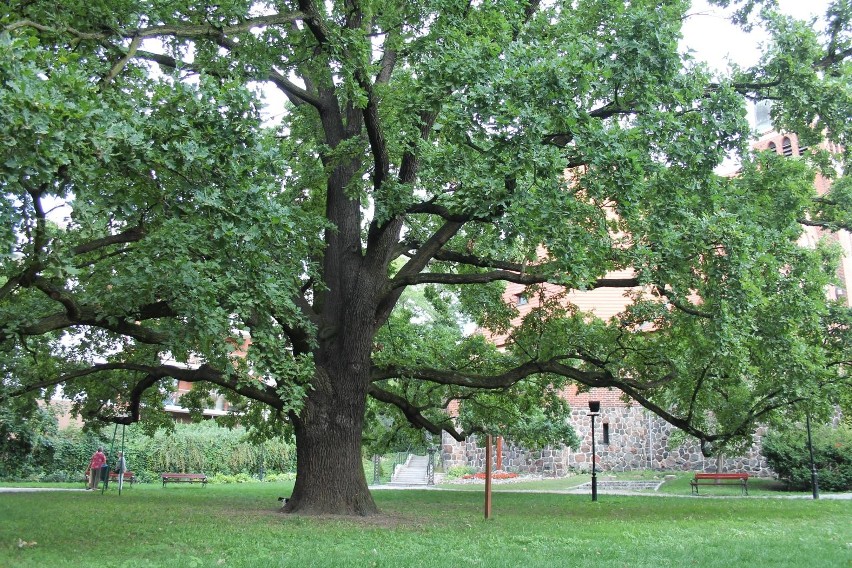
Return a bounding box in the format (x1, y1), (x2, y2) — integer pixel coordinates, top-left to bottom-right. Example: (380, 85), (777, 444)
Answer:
(208, 472), (295, 484)
(48, 427), (108, 475)
(40, 470), (75, 483)
(0, 419), (297, 482)
(261, 472), (296, 483)
(0, 404), (60, 479)
(762, 423), (852, 491)
(209, 473), (257, 484)
(445, 465), (477, 479)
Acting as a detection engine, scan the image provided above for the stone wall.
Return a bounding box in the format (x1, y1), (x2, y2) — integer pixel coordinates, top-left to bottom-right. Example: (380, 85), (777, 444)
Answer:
(442, 436), (572, 477)
(442, 405), (772, 476)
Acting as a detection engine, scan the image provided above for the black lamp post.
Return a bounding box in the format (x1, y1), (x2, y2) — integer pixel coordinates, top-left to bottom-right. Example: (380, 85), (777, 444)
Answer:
(588, 400), (601, 502)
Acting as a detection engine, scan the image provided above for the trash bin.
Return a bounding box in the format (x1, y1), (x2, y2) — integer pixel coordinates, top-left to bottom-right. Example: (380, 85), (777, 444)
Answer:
(100, 464), (110, 489)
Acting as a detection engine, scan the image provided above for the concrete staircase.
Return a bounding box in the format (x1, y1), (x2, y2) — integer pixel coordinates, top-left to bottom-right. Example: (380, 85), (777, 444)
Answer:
(389, 454), (429, 486)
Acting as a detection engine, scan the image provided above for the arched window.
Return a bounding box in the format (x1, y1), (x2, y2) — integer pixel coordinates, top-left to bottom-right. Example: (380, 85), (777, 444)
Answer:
(767, 141), (777, 152)
(782, 137), (793, 157)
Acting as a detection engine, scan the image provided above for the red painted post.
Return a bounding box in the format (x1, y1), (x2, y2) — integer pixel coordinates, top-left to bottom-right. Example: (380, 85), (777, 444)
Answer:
(484, 434), (492, 519)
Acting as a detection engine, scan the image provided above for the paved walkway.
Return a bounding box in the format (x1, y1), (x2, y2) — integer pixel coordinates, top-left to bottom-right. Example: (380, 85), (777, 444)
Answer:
(0, 487), (88, 493)
(2, 485), (849, 499)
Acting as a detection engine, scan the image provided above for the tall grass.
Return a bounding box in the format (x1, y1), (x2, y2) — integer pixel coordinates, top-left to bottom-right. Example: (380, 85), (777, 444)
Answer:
(1, 483), (849, 567)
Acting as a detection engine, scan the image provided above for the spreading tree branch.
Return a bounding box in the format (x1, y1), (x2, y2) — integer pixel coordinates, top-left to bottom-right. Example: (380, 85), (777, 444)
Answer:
(9, 361), (282, 417)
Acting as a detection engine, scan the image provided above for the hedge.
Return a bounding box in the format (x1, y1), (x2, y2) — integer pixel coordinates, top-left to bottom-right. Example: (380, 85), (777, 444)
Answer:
(762, 423), (852, 492)
(1, 418), (297, 483)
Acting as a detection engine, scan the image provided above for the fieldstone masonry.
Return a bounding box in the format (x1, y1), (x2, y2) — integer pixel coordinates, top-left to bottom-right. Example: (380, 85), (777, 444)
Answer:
(442, 405), (772, 476)
(443, 438), (573, 476)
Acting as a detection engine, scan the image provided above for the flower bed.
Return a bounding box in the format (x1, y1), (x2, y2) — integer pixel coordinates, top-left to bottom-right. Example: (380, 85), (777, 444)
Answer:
(462, 471), (519, 480)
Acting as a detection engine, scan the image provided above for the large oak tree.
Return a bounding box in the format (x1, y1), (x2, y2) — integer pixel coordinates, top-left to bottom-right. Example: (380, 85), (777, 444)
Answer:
(2, 0), (851, 515)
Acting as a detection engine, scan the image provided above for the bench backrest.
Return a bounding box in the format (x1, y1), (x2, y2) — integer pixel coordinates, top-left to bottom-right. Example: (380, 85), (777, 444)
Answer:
(694, 472), (749, 480)
(162, 473), (206, 478)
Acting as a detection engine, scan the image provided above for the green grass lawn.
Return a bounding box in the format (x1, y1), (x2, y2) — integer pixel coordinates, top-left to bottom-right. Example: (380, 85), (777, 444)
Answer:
(439, 471), (819, 496)
(1, 482), (849, 568)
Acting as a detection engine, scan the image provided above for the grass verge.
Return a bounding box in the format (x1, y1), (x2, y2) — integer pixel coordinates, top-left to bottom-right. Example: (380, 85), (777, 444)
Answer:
(439, 471), (824, 496)
(0, 482), (849, 567)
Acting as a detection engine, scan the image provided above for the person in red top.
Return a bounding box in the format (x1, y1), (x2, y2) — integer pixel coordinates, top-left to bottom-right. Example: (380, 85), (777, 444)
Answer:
(87, 447), (106, 490)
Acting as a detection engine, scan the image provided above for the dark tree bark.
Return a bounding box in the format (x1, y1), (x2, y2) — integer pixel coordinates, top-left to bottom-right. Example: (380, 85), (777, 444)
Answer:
(287, 368), (377, 515)
(285, 218), (387, 514)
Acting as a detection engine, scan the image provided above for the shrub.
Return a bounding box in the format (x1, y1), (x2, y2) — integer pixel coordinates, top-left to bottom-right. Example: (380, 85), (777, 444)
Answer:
(0, 404), (61, 479)
(136, 422), (295, 477)
(209, 472), (257, 484)
(445, 465), (477, 479)
(40, 470), (74, 483)
(0, 420), (297, 483)
(261, 472), (296, 483)
(762, 423), (852, 491)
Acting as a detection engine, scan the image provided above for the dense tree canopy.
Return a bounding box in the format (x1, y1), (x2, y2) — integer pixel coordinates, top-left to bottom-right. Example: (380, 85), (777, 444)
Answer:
(1, 0), (850, 515)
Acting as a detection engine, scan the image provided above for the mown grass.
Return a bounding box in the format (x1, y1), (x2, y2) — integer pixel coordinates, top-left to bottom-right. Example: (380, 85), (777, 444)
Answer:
(439, 471), (816, 496)
(1, 482), (849, 568)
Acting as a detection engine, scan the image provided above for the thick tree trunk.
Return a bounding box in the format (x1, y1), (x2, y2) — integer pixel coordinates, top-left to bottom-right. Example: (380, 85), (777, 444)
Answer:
(282, 156), (386, 515)
(284, 366), (378, 516)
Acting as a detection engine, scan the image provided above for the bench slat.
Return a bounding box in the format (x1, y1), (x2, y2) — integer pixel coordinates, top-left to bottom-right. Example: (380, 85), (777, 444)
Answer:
(161, 473), (208, 487)
(108, 471), (136, 484)
(694, 473), (748, 480)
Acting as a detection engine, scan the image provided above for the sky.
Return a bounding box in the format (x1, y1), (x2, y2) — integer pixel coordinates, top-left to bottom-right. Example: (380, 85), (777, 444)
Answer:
(682, 0), (833, 71)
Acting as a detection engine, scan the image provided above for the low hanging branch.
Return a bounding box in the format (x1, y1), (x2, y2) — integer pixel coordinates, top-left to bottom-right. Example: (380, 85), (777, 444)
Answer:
(5, 13), (306, 43)
(6, 361), (283, 419)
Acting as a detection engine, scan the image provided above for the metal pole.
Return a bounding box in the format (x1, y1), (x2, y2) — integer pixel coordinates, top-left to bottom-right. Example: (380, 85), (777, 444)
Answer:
(484, 434), (492, 519)
(118, 424), (126, 496)
(427, 447), (435, 485)
(591, 413), (597, 502)
(806, 413), (819, 500)
(373, 454), (381, 485)
(102, 424), (119, 495)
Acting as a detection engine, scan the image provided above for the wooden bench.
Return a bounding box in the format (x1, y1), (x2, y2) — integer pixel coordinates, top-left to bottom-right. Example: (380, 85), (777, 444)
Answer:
(109, 471), (137, 485)
(690, 472), (749, 495)
(161, 473), (208, 487)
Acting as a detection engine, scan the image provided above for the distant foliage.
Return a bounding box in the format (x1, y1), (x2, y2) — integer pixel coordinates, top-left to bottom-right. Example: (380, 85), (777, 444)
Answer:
(0, 419), (296, 482)
(137, 421), (296, 476)
(762, 423), (852, 491)
(0, 404), (59, 479)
